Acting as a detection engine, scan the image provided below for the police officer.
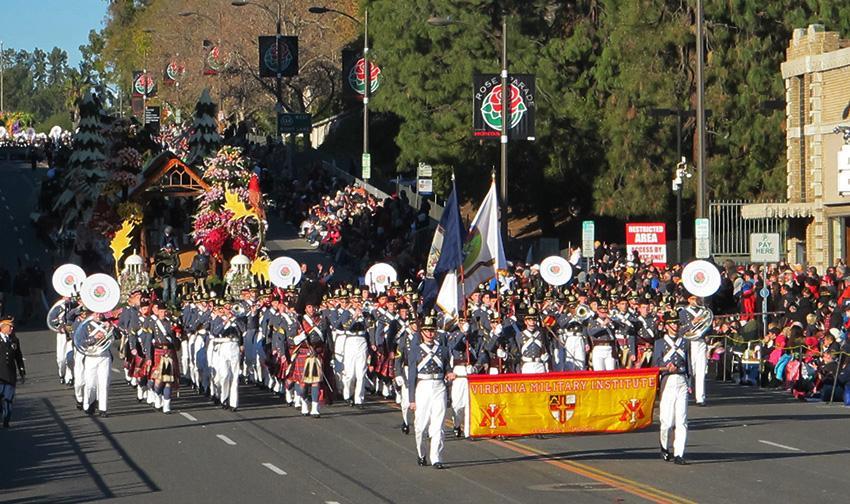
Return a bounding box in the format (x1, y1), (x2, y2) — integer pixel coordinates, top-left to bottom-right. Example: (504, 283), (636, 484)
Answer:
(0, 317), (25, 428)
(654, 311), (690, 465)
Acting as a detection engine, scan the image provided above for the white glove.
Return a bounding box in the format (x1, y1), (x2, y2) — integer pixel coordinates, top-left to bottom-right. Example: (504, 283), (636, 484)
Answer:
(394, 376), (404, 387)
(496, 348), (507, 359)
(541, 353), (550, 362)
(460, 322), (470, 333)
(293, 334), (306, 345)
(494, 325), (503, 336)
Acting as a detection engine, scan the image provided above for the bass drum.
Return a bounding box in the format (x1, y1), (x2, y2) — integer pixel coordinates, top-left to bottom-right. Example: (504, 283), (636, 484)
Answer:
(46, 299), (65, 332)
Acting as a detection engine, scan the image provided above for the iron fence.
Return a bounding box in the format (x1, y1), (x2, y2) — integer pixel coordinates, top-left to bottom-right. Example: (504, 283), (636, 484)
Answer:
(709, 200), (787, 259)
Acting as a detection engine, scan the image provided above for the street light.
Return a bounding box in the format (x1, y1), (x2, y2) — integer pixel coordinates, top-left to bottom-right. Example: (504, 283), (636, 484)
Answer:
(428, 13), (511, 237)
(231, 1), (284, 128)
(672, 157), (692, 263)
(309, 6), (370, 180)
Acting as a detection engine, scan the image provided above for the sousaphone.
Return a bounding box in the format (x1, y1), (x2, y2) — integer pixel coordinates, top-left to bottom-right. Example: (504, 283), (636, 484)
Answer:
(680, 260), (720, 341)
(52, 263), (86, 297)
(74, 274), (121, 356)
(269, 256), (302, 288)
(540, 256), (573, 286)
(365, 263), (397, 294)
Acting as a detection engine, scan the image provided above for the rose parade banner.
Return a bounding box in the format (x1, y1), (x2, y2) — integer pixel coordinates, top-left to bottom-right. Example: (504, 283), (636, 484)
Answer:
(342, 49), (382, 100)
(258, 36), (299, 77)
(472, 74), (536, 140)
(467, 369), (659, 438)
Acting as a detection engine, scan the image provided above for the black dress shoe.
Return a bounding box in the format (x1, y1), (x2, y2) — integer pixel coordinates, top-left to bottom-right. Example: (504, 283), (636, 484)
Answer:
(453, 427), (463, 438)
(231, 407), (238, 413)
(417, 456), (427, 467)
(97, 410), (109, 418)
(76, 401), (83, 410)
(674, 456), (687, 465)
(401, 424), (410, 435)
(59, 378), (65, 384)
(661, 448), (672, 462)
(696, 402), (706, 407)
(347, 399), (355, 407)
(311, 413), (321, 419)
(433, 463), (445, 470)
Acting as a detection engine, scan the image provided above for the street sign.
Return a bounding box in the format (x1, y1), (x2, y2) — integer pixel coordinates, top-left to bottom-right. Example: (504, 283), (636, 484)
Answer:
(143, 106), (160, 134)
(581, 221), (595, 258)
(694, 218), (710, 259)
(417, 178), (433, 195)
(625, 222), (667, 267)
(361, 153), (371, 180)
(417, 162), (433, 178)
(750, 233), (781, 262)
(759, 287), (770, 298)
(277, 113), (312, 134)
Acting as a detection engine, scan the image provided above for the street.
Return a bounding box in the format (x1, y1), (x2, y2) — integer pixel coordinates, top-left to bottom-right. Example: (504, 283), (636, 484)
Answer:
(1, 162), (849, 504)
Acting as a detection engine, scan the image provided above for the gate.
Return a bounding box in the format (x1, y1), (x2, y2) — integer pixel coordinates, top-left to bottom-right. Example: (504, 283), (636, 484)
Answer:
(709, 200), (787, 261)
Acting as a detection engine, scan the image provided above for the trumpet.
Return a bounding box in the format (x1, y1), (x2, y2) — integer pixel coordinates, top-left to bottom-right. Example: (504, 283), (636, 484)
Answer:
(573, 303), (593, 323)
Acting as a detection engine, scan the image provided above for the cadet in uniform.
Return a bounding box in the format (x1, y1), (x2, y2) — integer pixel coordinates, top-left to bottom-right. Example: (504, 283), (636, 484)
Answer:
(408, 316), (455, 468)
(681, 294), (708, 406)
(655, 311), (690, 465)
(516, 308), (550, 374)
(0, 317), (25, 428)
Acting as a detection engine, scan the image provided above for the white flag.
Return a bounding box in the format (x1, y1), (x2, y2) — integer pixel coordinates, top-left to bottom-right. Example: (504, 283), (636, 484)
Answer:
(462, 180), (506, 297)
(436, 270), (461, 317)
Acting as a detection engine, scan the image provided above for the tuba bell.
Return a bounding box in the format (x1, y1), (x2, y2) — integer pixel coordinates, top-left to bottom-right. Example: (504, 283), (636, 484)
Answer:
(46, 299), (66, 333)
(73, 317), (115, 357)
(574, 303), (593, 323)
(682, 306), (714, 341)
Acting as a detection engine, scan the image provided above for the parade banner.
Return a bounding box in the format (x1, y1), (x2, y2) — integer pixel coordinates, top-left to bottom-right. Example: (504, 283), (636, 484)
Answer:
(132, 70), (156, 98)
(342, 49), (382, 100)
(203, 39), (228, 76)
(625, 222), (667, 268)
(468, 368), (659, 438)
(259, 36), (298, 77)
(163, 60), (185, 85)
(473, 74), (536, 140)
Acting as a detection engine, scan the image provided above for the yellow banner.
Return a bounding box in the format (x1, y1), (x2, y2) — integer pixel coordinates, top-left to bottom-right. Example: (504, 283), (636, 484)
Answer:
(468, 368), (659, 437)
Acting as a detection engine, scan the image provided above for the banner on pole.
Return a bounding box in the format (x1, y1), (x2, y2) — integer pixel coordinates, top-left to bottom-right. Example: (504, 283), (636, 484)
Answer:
(625, 222), (667, 267)
(163, 61), (185, 85)
(472, 74), (536, 140)
(203, 39), (228, 76)
(259, 36), (298, 77)
(132, 70), (156, 98)
(468, 369), (659, 438)
(342, 49), (382, 100)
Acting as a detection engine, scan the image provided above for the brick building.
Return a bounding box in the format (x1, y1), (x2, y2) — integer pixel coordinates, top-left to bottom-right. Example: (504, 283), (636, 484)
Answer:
(743, 24), (850, 271)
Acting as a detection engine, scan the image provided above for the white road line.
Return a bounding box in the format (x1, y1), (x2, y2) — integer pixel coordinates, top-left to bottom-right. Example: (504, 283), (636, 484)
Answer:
(180, 412), (198, 422)
(758, 440), (803, 452)
(216, 434), (237, 446)
(261, 463), (287, 475)
(325, 501), (341, 504)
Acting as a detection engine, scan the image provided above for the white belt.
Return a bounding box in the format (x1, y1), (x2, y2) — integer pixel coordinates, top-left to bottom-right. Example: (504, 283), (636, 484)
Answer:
(522, 356), (543, 363)
(417, 373), (444, 380)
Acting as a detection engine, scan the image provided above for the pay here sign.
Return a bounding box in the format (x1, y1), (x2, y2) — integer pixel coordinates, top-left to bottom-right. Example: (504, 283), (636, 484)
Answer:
(626, 223), (667, 267)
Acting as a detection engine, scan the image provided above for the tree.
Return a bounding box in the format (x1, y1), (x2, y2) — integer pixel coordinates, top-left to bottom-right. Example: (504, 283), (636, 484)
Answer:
(54, 90), (108, 227)
(187, 88), (221, 166)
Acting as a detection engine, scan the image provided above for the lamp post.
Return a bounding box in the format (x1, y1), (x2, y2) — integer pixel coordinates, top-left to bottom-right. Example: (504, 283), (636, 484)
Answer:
(231, 1), (284, 119)
(308, 6), (369, 180)
(428, 14), (510, 235)
(672, 157), (692, 263)
(1, 40), (5, 114)
(141, 28), (156, 122)
(695, 0), (707, 219)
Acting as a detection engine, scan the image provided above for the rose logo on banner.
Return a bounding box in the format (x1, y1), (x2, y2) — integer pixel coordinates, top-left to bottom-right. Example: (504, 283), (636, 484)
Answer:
(263, 41), (293, 75)
(481, 83), (527, 131)
(349, 57), (381, 95)
(166, 62), (185, 82)
(133, 73), (155, 96)
(479, 403), (507, 429)
(549, 394), (576, 424)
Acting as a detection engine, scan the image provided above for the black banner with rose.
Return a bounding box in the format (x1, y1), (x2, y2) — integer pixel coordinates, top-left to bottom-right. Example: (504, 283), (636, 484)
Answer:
(258, 36), (299, 78)
(472, 74), (536, 140)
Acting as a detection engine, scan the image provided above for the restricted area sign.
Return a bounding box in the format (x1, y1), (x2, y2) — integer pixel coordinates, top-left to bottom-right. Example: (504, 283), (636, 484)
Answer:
(626, 222), (667, 267)
(581, 221), (595, 258)
(750, 233), (780, 263)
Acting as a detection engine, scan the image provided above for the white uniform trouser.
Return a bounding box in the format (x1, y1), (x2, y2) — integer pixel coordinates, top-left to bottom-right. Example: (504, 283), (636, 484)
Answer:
(450, 365), (468, 430)
(414, 379), (447, 464)
(342, 336), (367, 404)
(56, 333), (72, 381)
(190, 334), (206, 388)
(332, 331), (346, 389)
(180, 338), (190, 378)
(520, 361), (547, 374)
(73, 350), (86, 403)
(591, 345), (616, 371)
(217, 341), (241, 408)
(563, 335), (586, 371)
(689, 340), (707, 404)
(83, 354), (111, 412)
(659, 374), (689, 457)
(399, 366), (410, 426)
(207, 341), (218, 397)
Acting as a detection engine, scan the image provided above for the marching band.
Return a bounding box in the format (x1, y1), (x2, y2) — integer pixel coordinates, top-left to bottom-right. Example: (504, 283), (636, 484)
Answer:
(42, 256), (718, 466)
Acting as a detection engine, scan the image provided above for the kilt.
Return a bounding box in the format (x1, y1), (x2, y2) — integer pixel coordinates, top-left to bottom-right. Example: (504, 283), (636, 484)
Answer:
(373, 348), (395, 379)
(273, 352), (290, 380)
(131, 354), (151, 380)
(151, 347), (180, 389)
(287, 345), (312, 385)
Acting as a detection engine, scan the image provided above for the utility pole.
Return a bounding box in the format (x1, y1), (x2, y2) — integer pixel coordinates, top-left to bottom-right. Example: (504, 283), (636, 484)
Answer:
(363, 8), (370, 180)
(695, 0), (707, 218)
(500, 12), (509, 238)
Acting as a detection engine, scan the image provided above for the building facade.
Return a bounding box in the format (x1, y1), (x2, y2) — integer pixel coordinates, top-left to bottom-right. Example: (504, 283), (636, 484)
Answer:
(744, 24), (850, 271)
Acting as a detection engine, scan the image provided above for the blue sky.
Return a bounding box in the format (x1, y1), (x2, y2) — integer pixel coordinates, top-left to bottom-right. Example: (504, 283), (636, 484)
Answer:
(0, 0), (109, 66)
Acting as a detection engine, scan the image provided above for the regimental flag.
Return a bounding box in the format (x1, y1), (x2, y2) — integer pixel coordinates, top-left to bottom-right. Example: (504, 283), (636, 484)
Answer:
(342, 49), (382, 101)
(422, 175), (463, 313)
(258, 36), (299, 77)
(462, 179), (505, 297)
(435, 271), (461, 318)
(132, 70), (157, 98)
